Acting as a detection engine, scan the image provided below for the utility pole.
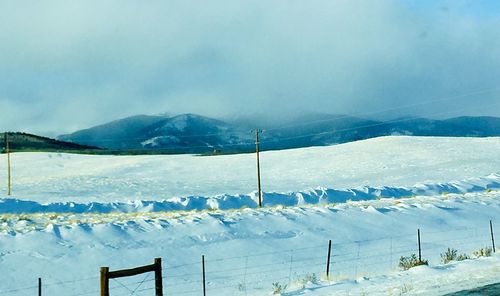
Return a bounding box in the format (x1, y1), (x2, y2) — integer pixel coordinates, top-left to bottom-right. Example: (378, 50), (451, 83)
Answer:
(4, 133), (11, 196)
(256, 129), (262, 208)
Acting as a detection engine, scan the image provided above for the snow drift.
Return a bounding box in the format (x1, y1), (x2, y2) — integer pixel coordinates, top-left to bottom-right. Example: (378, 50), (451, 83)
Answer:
(0, 173), (498, 214)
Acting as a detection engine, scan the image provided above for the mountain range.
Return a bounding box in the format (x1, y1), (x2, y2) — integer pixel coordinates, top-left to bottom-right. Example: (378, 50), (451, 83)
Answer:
(57, 113), (500, 154)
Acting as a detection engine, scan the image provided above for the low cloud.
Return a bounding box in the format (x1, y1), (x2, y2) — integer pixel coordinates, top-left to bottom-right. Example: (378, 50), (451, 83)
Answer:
(1, 0), (500, 135)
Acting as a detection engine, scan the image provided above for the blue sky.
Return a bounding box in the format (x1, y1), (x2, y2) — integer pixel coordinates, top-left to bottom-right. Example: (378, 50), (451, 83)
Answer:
(1, 0), (500, 135)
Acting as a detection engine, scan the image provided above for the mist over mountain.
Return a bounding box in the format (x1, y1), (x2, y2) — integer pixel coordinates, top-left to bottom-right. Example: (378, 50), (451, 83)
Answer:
(58, 114), (253, 153)
(57, 113), (500, 154)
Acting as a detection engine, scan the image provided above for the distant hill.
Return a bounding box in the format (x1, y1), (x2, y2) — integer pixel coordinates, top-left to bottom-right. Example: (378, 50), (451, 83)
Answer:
(442, 116), (500, 136)
(58, 114), (500, 154)
(1, 132), (100, 153)
(59, 114), (254, 153)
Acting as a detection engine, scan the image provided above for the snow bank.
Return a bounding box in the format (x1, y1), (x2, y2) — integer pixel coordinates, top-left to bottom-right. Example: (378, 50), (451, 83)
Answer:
(289, 254), (500, 295)
(2, 191), (500, 296)
(1, 173), (498, 214)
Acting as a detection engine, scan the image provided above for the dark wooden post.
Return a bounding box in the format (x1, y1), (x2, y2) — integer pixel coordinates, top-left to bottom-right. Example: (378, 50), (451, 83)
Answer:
(100, 267), (109, 296)
(101, 258), (163, 296)
(5, 132), (11, 196)
(490, 220), (496, 253)
(154, 258), (163, 296)
(417, 229), (422, 262)
(202, 255), (206, 296)
(256, 129), (262, 208)
(38, 277), (41, 296)
(326, 240), (332, 278)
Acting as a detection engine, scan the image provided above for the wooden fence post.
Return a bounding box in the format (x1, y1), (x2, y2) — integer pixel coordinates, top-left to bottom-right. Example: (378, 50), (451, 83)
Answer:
(154, 258), (163, 296)
(417, 229), (422, 262)
(101, 258), (163, 295)
(5, 132), (11, 196)
(490, 220), (496, 253)
(202, 255), (206, 296)
(256, 129), (262, 208)
(326, 240), (332, 278)
(100, 267), (109, 296)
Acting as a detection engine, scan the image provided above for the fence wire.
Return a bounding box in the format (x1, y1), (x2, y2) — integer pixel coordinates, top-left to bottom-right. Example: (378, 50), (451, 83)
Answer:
(0, 223), (496, 295)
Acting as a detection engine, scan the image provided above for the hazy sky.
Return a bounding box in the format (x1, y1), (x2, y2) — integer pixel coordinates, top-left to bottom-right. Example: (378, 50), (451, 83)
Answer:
(1, 0), (500, 136)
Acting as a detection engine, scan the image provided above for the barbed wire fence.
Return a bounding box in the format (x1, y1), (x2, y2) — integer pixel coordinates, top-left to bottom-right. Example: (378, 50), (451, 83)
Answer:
(0, 221), (496, 296)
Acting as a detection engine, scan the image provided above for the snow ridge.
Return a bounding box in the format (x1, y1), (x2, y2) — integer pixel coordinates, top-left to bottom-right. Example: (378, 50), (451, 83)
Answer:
(1, 173), (498, 214)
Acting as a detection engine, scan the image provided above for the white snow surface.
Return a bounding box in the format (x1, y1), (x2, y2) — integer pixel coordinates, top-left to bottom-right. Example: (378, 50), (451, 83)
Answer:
(1, 136), (500, 295)
(1, 136), (500, 205)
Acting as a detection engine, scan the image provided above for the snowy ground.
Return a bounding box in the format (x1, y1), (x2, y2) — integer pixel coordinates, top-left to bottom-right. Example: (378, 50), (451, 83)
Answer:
(0, 136), (500, 295)
(1, 136), (499, 204)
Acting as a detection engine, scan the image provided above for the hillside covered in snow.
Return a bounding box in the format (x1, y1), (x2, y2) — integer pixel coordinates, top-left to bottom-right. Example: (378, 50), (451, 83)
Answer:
(2, 136), (500, 204)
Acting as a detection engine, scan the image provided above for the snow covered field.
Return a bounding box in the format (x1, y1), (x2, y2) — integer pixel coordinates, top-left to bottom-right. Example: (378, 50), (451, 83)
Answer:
(1, 136), (500, 295)
(1, 136), (499, 204)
